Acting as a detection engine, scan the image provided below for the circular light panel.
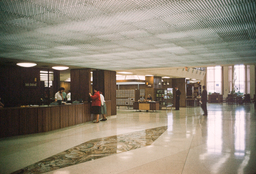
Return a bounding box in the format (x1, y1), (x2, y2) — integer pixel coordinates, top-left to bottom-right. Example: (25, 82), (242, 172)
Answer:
(52, 66), (69, 70)
(16, 62), (37, 67)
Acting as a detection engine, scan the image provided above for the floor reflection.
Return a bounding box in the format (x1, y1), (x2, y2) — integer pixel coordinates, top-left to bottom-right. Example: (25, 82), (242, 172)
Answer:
(202, 104), (254, 173)
(12, 126), (167, 174)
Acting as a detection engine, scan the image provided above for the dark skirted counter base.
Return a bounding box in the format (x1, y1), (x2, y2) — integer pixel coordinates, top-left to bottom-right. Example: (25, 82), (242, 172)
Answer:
(0, 101), (111, 138)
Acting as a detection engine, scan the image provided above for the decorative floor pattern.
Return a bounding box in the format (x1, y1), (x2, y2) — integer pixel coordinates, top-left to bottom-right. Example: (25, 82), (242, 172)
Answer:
(12, 126), (167, 174)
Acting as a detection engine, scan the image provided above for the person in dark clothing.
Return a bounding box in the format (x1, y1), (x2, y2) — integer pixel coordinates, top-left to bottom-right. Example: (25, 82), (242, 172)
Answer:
(147, 94), (152, 101)
(175, 87), (181, 110)
(201, 85), (208, 116)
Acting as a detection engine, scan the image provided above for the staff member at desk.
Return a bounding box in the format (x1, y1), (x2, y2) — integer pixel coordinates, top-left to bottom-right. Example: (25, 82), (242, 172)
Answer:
(147, 94), (152, 101)
(55, 87), (64, 105)
(139, 95), (145, 102)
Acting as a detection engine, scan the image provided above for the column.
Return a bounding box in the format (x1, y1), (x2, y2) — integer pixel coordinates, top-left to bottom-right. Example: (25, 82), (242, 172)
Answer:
(93, 70), (116, 115)
(70, 69), (91, 102)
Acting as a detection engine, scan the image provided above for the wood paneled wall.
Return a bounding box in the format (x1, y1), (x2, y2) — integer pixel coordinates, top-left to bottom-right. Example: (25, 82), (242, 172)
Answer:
(172, 78), (186, 107)
(60, 82), (71, 93)
(0, 65), (59, 107)
(70, 69), (91, 102)
(153, 76), (162, 89)
(145, 76), (155, 100)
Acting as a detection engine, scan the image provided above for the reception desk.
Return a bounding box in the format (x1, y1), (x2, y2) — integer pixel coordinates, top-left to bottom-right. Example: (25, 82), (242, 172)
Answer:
(0, 101), (112, 138)
(133, 102), (159, 111)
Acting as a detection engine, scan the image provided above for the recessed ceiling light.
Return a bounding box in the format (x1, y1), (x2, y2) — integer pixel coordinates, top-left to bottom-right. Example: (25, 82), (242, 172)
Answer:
(162, 76), (170, 78)
(52, 66), (69, 70)
(16, 62), (37, 67)
(118, 72), (133, 74)
(145, 75), (153, 76)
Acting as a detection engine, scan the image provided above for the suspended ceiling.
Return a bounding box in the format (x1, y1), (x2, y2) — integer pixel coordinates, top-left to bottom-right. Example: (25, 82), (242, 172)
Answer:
(0, 0), (255, 77)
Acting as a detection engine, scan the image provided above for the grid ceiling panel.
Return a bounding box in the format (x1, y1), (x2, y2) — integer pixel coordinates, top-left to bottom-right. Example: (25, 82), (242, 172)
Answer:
(0, 0), (255, 75)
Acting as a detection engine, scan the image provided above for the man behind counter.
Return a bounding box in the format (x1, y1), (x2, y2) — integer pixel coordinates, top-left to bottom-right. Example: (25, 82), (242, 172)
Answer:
(55, 87), (64, 105)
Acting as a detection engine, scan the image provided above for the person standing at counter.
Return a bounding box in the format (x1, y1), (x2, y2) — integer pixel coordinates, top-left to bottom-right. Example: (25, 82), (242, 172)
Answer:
(201, 86), (208, 116)
(99, 91), (107, 121)
(55, 87), (64, 105)
(66, 90), (71, 103)
(175, 87), (181, 110)
(89, 88), (101, 123)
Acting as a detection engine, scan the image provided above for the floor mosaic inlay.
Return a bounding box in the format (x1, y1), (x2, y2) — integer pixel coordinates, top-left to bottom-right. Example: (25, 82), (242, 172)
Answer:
(12, 126), (167, 174)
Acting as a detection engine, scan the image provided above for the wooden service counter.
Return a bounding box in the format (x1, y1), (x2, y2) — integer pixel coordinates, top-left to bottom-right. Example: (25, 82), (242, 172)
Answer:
(0, 101), (111, 138)
(133, 102), (159, 111)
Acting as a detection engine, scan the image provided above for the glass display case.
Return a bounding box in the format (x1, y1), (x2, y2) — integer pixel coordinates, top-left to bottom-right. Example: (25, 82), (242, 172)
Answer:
(155, 88), (173, 108)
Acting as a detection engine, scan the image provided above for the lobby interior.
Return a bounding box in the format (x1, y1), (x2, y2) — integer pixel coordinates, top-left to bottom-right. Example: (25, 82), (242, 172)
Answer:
(0, 0), (256, 174)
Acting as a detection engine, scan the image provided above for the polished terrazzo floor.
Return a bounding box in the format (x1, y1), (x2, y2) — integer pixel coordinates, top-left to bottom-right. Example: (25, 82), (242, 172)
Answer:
(1, 103), (256, 174)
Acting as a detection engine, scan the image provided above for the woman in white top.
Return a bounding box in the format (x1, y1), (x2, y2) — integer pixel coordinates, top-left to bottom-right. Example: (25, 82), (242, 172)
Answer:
(100, 91), (107, 121)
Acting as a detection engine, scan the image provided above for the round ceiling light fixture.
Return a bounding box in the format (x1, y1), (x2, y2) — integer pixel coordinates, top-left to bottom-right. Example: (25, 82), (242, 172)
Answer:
(52, 66), (69, 70)
(16, 62), (37, 67)
(118, 72), (133, 74)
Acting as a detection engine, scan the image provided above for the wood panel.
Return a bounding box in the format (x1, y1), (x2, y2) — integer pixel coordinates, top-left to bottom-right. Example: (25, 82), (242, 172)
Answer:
(19, 108), (38, 135)
(79, 69), (91, 102)
(154, 76), (162, 89)
(68, 105), (75, 126)
(75, 104), (84, 124)
(110, 71), (116, 115)
(83, 103), (91, 122)
(50, 106), (60, 131)
(70, 69), (91, 102)
(0, 109), (5, 137)
(0, 65), (60, 107)
(133, 102), (139, 110)
(139, 103), (150, 110)
(0, 109), (19, 137)
(38, 107), (51, 133)
(8, 67), (22, 107)
(4, 109), (20, 137)
(0, 102), (113, 138)
(70, 69), (80, 101)
(93, 70), (104, 93)
(150, 102), (159, 110)
(53, 70), (60, 97)
(60, 105), (69, 128)
(172, 78), (186, 107)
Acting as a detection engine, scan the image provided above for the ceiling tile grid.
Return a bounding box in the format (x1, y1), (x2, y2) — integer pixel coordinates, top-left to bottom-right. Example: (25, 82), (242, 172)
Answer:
(0, 0), (255, 77)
